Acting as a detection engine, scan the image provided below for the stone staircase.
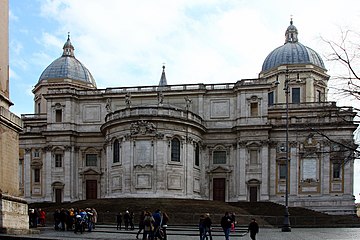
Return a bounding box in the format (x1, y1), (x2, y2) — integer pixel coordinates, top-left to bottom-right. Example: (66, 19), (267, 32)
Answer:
(30, 198), (360, 228)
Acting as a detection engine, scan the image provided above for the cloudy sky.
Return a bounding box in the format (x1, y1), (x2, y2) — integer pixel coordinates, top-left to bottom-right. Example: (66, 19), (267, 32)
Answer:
(8, 0), (360, 201)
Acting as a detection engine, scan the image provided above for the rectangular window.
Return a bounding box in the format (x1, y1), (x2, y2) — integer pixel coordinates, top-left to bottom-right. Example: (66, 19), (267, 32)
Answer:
(279, 164), (286, 179)
(113, 140), (120, 163)
(37, 102), (41, 114)
(333, 163), (341, 179)
(33, 149), (40, 158)
(250, 149), (258, 164)
(195, 143), (200, 167)
(171, 139), (181, 162)
(317, 90), (322, 102)
(250, 102), (258, 117)
(291, 88), (300, 104)
(55, 154), (62, 167)
(213, 151), (226, 164)
(55, 109), (62, 122)
(268, 91), (274, 106)
(34, 169), (40, 183)
(86, 154), (97, 166)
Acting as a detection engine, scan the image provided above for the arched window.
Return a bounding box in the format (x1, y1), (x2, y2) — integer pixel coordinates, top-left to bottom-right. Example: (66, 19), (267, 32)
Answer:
(171, 138), (180, 162)
(113, 139), (120, 163)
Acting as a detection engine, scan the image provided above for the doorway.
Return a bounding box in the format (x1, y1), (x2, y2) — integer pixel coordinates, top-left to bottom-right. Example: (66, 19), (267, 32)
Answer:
(213, 178), (226, 201)
(86, 180), (98, 199)
(249, 186), (258, 202)
(55, 189), (62, 203)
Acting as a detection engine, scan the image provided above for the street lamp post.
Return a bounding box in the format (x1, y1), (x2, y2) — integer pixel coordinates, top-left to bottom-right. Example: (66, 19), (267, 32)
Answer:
(282, 70), (291, 232)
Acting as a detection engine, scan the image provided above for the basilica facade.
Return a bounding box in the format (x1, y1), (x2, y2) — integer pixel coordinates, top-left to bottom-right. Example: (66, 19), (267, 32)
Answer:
(19, 20), (358, 215)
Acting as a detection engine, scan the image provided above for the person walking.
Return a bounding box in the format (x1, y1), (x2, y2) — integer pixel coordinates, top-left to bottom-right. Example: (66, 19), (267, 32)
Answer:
(199, 214), (206, 240)
(230, 212), (236, 232)
(202, 213), (213, 240)
(124, 210), (130, 230)
(221, 212), (233, 240)
(130, 211), (135, 230)
(116, 212), (122, 230)
(143, 211), (155, 240)
(92, 208), (98, 229)
(136, 211), (145, 239)
(152, 209), (163, 240)
(248, 218), (259, 240)
(161, 211), (169, 240)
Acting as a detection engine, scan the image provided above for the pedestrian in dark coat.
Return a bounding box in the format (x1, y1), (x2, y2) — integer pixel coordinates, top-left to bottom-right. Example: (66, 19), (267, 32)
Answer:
(202, 213), (213, 240)
(136, 211), (145, 239)
(116, 212), (122, 230)
(199, 214), (206, 240)
(221, 212), (233, 240)
(248, 218), (259, 240)
(124, 210), (130, 230)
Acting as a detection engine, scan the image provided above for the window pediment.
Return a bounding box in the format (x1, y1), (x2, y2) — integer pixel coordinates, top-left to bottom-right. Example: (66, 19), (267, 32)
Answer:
(209, 166), (231, 173)
(80, 168), (101, 175)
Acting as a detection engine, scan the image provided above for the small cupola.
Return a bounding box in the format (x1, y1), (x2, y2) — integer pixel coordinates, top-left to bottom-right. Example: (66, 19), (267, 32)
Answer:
(285, 19), (298, 43)
(62, 33), (75, 57)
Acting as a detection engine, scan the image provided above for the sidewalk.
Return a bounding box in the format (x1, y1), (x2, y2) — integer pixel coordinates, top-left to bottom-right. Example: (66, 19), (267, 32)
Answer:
(1, 225), (360, 239)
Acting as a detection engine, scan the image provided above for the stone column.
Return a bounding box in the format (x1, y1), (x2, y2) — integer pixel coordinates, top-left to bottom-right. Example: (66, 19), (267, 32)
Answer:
(289, 143), (297, 196)
(23, 148), (31, 198)
(63, 146), (71, 202)
(268, 142), (277, 196)
(185, 138), (194, 196)
(105, 140), (112, 197)
(260, 142), (269, 200)
(322, 143), (330, 195)
(44, 146), (52, 201)
(238, 142), (247, 201)
(233, 143), (240, 199)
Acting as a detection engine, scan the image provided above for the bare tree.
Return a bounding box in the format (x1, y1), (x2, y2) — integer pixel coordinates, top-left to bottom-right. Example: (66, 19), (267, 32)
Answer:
(322, 28), (360, 161)
(322, 29), (360, 101)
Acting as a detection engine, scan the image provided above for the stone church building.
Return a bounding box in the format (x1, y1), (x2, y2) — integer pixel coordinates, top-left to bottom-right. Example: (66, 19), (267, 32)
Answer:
(19, 20), (358, 215)
(0, 0), (28, 233)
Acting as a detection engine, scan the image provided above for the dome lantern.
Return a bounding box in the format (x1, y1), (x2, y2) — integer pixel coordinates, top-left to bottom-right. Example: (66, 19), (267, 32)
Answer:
(285, 19), (298, 43)
(62, 32), (75, 57)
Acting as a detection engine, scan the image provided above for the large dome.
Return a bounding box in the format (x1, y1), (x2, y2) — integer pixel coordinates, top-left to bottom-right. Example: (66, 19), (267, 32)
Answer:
(38, 35), (96, 87)
(261, 20), (325, 73)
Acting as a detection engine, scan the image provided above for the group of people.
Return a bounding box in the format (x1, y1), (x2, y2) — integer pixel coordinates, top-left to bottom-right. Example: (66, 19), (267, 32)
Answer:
(53, 207), (98, 234)
(28, 208), (46, 228)
(199, 212), (259, 240)
(117, 209), (169, 240)
(116, 210), (135, 230)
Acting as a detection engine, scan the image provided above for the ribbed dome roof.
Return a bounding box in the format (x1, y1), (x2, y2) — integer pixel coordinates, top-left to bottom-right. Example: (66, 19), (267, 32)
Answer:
(261, 20), (325, 73)
(38, 35), (96, 87)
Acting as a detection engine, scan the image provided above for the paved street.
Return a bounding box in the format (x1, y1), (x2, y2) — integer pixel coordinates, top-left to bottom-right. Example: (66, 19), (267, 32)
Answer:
(1, 225), (360, 240)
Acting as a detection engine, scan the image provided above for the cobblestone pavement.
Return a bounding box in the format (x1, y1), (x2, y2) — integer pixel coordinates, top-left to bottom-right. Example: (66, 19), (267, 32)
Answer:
(1, 226), (360, 240)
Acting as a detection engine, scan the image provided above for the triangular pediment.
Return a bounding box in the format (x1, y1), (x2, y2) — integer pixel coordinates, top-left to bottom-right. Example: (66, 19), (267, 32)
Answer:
(209, 166), (231, 173)
(80, 168), (101, 175)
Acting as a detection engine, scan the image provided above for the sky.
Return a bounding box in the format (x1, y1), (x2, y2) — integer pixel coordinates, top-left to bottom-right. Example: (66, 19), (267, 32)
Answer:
(8, 0), (360, 202)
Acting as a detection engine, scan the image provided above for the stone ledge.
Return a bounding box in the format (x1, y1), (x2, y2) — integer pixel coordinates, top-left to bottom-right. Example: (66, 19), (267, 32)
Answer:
(0, 227), (39, 234)
(0, 193), (28, 204)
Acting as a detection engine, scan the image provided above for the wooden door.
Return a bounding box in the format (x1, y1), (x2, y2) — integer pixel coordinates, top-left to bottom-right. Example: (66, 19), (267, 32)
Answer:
(55, 189), (62, 203)
(213, 178), (225, 201)
(250, 186), (258, 202)
(86, 180), (98, 199)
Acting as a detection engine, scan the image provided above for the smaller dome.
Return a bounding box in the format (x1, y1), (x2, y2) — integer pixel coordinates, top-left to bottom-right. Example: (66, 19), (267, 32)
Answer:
(38, 34), (96, 87)
(261, 20), (326, 73)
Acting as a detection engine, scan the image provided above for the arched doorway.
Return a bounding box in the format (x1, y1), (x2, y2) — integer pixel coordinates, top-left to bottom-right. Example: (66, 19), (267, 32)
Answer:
(247, 179), (261, 202)
(52, 181), (64, 203)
